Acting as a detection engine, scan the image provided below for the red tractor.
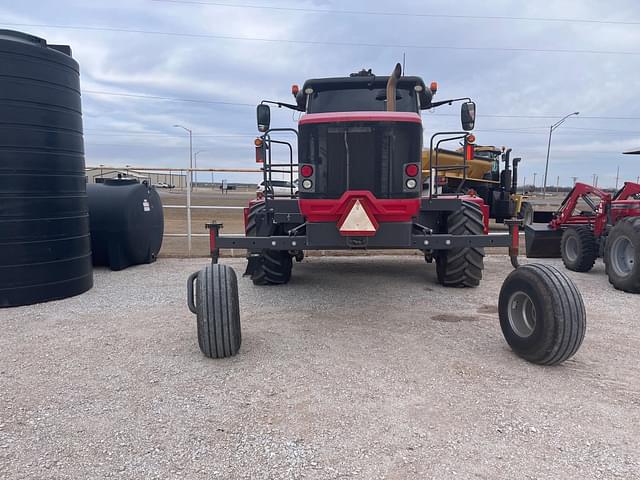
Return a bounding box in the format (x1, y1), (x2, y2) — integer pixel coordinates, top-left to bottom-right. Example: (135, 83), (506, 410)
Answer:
(187, 65), (586, 365)
(526, 181), (640, 292)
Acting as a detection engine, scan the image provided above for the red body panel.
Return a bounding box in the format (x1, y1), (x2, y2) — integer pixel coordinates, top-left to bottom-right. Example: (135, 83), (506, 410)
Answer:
(299, 111), (422, 125)
(299, 190), (420, 224)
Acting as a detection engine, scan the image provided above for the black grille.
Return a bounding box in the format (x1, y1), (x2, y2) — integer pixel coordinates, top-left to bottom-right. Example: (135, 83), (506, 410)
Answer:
(299, 121), (422, 199)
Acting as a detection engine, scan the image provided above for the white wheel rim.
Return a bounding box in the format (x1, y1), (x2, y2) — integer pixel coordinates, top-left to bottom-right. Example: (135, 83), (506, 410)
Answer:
(611, 235), (635, 277)
(508, 291), (537, 338)
(565, 235), (578, 262)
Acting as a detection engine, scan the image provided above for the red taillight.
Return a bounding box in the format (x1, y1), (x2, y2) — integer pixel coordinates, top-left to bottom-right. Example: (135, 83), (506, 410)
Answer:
(405, 164), (419, 177)
(300, 165), (314, 177)
(464, 143), (475, 161)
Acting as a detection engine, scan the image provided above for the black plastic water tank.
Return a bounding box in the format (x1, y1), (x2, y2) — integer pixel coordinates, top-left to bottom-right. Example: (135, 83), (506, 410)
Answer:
(87, 179), (164, 271)
(0, 30), (93, 308)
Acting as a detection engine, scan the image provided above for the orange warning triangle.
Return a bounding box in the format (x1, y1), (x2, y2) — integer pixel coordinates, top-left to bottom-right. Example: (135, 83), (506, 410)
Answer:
(339, 199), (377, 233)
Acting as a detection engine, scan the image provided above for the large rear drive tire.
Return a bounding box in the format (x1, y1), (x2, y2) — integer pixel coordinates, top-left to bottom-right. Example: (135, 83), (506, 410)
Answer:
(187, 264), (241, 359)
(436, 201), (485, 287)
(518, 201), (534, 225)
(603, 217), (640, 293)
(251, 251), (293, 285)
(499, 264), (586, 365)
(245, 201), (293, 286)
(561, 227), (598, 272)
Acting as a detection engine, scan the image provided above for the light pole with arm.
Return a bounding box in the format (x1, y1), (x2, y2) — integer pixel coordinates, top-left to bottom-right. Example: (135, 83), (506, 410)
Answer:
(543, 111), (579, 198)
(173, 124), (193, 256)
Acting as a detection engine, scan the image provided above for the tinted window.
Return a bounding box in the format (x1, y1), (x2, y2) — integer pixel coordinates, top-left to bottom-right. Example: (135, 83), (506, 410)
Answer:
(308, 87), (418, 113)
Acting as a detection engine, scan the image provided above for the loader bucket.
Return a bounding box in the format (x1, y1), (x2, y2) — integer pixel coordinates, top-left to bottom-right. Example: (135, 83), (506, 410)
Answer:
(525, 224), (563, 258)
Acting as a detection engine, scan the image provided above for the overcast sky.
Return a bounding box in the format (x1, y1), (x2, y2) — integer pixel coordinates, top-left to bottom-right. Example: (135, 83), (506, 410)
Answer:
(2, 0), (640, 187)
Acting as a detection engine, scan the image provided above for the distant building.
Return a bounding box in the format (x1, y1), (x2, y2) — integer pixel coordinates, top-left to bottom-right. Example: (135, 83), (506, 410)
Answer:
(85, 167), (187, 189)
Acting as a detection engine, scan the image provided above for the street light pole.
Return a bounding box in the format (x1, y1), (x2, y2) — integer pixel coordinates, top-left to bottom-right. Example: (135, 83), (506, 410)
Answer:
(543, 111), (579, 198)
(173, 124), (193, 256)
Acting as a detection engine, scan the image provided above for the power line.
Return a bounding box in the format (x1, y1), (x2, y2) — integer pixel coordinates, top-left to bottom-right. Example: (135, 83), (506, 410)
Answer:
(83, 89), (253, 107)
(83, 89), (640, 120)
(3, 22), (640, 56)
(151, 0), (640, 27)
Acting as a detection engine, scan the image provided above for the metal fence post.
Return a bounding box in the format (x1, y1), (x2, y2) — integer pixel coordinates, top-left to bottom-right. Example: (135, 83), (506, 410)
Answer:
(186, 168), (192, 256)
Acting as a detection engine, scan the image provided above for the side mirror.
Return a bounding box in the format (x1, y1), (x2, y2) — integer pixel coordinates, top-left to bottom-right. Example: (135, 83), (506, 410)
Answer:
(461, 101), (476, 131)
(257, 104), (271, 133)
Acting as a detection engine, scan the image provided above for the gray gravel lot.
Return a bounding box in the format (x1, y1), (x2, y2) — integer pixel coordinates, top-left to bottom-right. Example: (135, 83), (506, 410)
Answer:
(1, 256), (639, 479)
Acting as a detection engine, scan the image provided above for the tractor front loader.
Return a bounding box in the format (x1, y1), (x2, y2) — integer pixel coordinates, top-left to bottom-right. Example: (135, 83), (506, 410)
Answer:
(526, 181), (640, 292)
(187, 64), (586, 366)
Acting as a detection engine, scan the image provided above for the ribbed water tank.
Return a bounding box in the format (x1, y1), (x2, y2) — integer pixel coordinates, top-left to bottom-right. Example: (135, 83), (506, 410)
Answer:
(0, 30), (93, 308)
(87, 179), (164, 271)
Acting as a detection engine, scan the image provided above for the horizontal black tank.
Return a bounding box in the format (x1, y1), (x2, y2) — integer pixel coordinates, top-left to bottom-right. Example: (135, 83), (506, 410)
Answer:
(87, 179), (164, 271)
(0, 30), (93, 308)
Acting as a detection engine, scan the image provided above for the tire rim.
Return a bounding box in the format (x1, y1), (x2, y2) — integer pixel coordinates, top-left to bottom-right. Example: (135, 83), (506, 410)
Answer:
(610, 235), (635, 277)
(524, 208), (533, 225)
(507, 291), (536, 338)
(565, 235), (578, 262)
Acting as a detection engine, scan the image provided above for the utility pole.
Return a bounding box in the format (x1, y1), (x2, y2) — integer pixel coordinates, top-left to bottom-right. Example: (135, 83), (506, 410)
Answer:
(173, 124), (193, 256)
(543, 111), (580, 198)
(533, 172), (538, 192)
(556, 175), (560, 193)
(522, 176), (527, 194)
(571, 176), (578, 186)
(592, 173), (597, 186)
(615, 165), (620, 189)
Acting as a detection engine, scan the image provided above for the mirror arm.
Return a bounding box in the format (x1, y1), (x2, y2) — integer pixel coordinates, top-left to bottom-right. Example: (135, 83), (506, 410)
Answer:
(261, 100), (304, 112)
(425, 97), (472, 109)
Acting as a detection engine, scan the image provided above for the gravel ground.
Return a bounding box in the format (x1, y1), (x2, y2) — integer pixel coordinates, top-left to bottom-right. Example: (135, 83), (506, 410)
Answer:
(1, 256), (639, 479)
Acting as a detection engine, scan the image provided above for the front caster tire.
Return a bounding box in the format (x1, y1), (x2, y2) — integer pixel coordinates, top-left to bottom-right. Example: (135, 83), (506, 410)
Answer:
(498, 264), (586, 365)
(603, 217), (640, 293)
(436, 201), (485, 287)
(561, 227), (598, 272)
(187, 264), (241, 359)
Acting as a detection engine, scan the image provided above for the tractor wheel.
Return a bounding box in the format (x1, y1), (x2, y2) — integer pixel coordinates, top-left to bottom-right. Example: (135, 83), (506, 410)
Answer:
(560, 227), (598, 272)
(187, 264), (241, 359)
(603, 217), (640, 293)
(518, 201), (534, 225)
(245, 200), (265, 235)
(251, 250), (293, 285)
(498, 264), (585, 365)
(245, 201), (293, 285)
(436, 201), (485, 287)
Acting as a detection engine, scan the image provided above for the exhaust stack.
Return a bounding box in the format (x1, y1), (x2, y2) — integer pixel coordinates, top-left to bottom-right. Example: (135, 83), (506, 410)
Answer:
(386, 63), (402, 112)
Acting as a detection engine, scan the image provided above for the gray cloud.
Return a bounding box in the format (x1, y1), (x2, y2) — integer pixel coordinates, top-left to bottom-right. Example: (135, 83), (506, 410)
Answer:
(2, 0), (640, 186)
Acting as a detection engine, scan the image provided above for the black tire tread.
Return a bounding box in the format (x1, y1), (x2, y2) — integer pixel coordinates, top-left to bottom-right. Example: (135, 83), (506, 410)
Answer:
(436, 201), (485, 287)
(561, 227), (598, 272)
(250, 250), (292, 285)
(245, 201), (293, 286)
(499, 263), (586, 365)
(603, 217), (640, 293)
(196, 264), (241, 358)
